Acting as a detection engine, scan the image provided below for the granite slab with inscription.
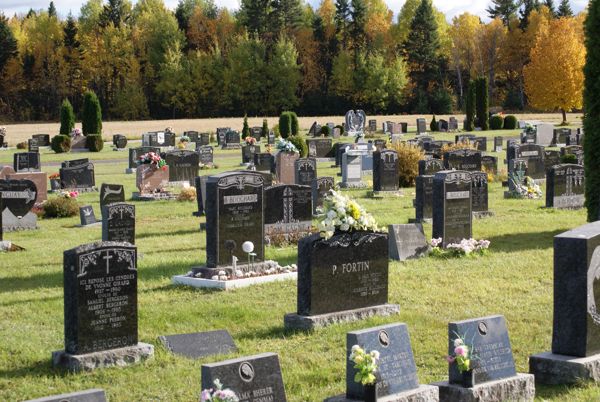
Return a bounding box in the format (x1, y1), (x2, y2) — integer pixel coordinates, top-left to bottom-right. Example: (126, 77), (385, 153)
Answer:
(444, 149), (481, 172)
(197, 145), (214, 165)
(373, 150), (399, 192)
(99, 184), (125, 219)
(102, 203), (135, 244)
(60, 162), (95, 189)
(311, 177), (334, 215)
(14, 152), (41, 172)
(471, 172), (489, 213)
(264, 184), (312, 237)
(415, 175), (434, 222)
(388, 224), (429, 261)
(159, 329), (237, 359)
(432, 171), (472, 247)
(546, 164), (584, 209)
(164, 150), (199, 185)
(294, 158), (317, 186)
(24, 389), (106, 402)
(79, 205), (97, 226)
(0, 179), (38, 232)
(276, 152), (299, 185)
(418, 159), (444, 176)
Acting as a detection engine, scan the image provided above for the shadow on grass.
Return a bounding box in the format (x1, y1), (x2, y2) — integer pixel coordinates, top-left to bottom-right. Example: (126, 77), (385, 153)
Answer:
(0, 358), (61, 380)
(486, 229), (566, 253)
(0, 271), (63, 294)
(236, 324), (306, 341)
(535, 382), (590, 400)
(136, 228), (200, 240)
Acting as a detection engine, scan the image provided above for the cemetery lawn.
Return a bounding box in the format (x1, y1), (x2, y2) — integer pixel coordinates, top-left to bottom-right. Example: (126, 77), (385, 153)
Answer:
(1, 127), (598, 401)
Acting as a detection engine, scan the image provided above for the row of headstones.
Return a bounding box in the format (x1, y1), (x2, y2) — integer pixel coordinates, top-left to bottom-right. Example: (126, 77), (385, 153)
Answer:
(520, 123), (583, 147)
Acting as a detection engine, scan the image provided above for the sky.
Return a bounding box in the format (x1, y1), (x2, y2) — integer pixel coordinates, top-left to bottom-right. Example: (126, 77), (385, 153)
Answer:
(0, 0), (590, 22)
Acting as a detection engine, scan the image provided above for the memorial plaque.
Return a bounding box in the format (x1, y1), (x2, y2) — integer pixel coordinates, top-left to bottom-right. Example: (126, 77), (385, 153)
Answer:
(553, 222), (600, 357)
(415, 175), (434, 222)
(418, 159), (444, 176)
(197, 145), (214, 165)
(205, 172), (264, 267)
(254, 153), (274, 173)
(448, 315), (517, 386)
(444, 149), (481, 171)
(32, 134), (50, 147)
(79, 205), (97, 226)
(264, 184), (312, 237)
(471, 171), (489, 213)
(388, 224), (429, 261)
(63, 242), (138, 354)
(276, 152), (298, 185)
(60, 162), (95, 189)
(201, 353), (287, 402)
(546, 164), (585, 209)
(102, 203), (135, 244)
(307, 138), (333, 158)
(294, 158), (317, 186)
(432, 171), (472, 247)
(311, 177), (334, 215)
(14, 152), (41, 172)
(164, 150), (199, 185)
(158, 329), (237, 359)
(297, 231), (388, 315)
(99, 184), (125, 219)
(24, 389), (107, 402)
(128, 147), (160, 170)
(373, 150), (399, 192)
(28, 138), (39, 152)
(242, 144), (260, 163)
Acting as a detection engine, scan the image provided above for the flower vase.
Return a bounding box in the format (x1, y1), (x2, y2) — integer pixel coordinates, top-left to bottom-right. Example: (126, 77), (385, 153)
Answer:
(461, 370), (474, 388)
(363, 383), (377, 402)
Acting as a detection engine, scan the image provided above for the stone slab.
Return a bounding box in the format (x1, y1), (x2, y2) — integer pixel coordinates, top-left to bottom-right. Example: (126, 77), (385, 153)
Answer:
(529, 351), (600, 384)
(472, 211), (495, 219)
(338, 181), (368, 189)
(52, 342), (154, 372)
(324, 384), (439, 402)
(172, 272), (297, 290)
(368, 191), (403, 198)
(158, 330), (237, 359)
(432, 373), (534, 402)
(284, 304), (400, 331)
(24, 389), (106, 402)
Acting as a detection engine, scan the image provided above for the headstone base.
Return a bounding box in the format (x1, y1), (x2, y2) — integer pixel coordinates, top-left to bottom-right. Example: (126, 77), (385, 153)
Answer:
(76, 222), (102, 228)
(131, 191), (176, 201)
(339, 181), (368, 189)
(431, 373), (534, 402)
(408, 218), (432, 224)
(472, 211), (495, 219)
(2, 211), (38, 232)
(24, 388), (106, 402)
(316, 157), (335, 163)
(125, 168), (135, 174)
(172, 271), (297, 291)
(368, 190), (403, 199)
(324, 384), (439, 402)
(529, 352), (600, 385)
(51, 342), (154, 372)
(284, 304), (400, 331)
(63, 187), (97, 193)
(222, 144), (241, 150)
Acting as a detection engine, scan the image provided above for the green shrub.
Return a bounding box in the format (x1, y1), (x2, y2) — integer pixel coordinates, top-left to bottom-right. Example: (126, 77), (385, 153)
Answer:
(430, 88), (453, 114)
(261, 119), (269, 138)
(585, 0), (600, 221)
(242, 115), (250, 139)
(272, 124), (280, 137)
(16, 141), (27, 149)
(51, 135), (71, 153)
(465, 80), (476, 131)
(82, 90), (102, 135)
(490, 115), (504, 130)
(503, 115), (518, 129)
(430, 115), (438, 132)
(476, 77), (489, 130)
(59, 98), (75, 135)
(43, 197), (78, 218)
(335, 124), (344, 135)
(288, 135), (308, 157)
(279, 112), (292, 138)
(561, 153), (578, 164)
(290, 112), (299, 136)
(86, 134), (104, 152)
(320, 125), (331, 137)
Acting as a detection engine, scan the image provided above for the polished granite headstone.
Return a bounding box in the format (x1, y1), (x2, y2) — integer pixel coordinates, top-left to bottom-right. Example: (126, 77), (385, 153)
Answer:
(494, 136), (503, 152)
(198, 132), (210, 146)
(444, 149), (481, 171)
(60, 162), (95, 189)
(311, 177), (334, 215)
(32, 133), (50, 147)
(194, 175), (208, 216)
(99, 183), (125, 219)
(113, 134), (127, 149)
(217, 128), (229, 146)
(388, 224), (429, 261)
(546, 164), (584, 209)
(473, 137), (487, 152)
(415, 175), (434, 222)
(24, 389), (107, 402)
(471, 172), (489, 214)
(183, 131), (199, 143)
(128, 147), (160, 171)
(515, 144), (545, 179)
(544, 150), (561, 172)
(13, 152), (41, 172)
(341, 152), (365, 188)
(205, 171), (264, 267)
(254, 153), (274, 173)
(417, 118), (427, 134)
(242, 144), (260, 164)
(307, 138), (333, 158)
(294, 158), (317, 186)
(276, 152), (299, 185)
(201, 353), (287, 401)
(197, 145), (214, 165)
(373, 150), (399, 192)
(163, 150), (199, 185)
(432, 171), (472, 247)
(0, 179), (38, 232)
(222, 130), (241, 149)
(79, 205), (97, 226)
(264, 184), (312, 237)
(418, 159), (445, 176)
(158, 329), (237, 359)
(481, 155), (498, 175)
(28, 138), (39, 152)
(102, 203), (135, 244)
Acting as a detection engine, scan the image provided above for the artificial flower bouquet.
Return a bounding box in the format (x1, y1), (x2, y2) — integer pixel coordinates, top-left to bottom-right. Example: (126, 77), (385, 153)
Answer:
(316, 190), (378, 239)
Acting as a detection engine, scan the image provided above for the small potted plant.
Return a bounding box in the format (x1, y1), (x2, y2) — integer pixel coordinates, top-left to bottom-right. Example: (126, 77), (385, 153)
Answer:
(200, 379), (238, 402)
(349, 345), (380, 402)
(49, 173), (61, 191)
(447, 335), (474, 387)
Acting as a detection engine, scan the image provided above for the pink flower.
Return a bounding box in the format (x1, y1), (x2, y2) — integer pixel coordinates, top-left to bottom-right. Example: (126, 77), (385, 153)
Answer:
(446, 355), (455, 363)
(200, 389), (212, 401)
(454, 346), (468, 356)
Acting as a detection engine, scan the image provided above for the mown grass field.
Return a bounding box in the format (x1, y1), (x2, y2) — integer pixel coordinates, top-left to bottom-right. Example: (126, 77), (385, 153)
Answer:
(1, 120), (599, 401)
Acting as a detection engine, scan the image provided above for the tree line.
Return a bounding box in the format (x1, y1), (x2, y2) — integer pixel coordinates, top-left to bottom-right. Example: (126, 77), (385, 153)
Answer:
(0, 0), (584, 121)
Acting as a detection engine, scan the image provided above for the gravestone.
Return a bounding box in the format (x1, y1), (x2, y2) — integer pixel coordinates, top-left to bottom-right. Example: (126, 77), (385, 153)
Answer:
(53, 242), (153, 371)
(0, 179), (38, 232)
(416, 118), (427, 134)
(250, 126), (262, 141)
(388, 224), (429, 261)
(128, 147), (160, 172)
(432, 171), (472, 247)
(268, 131), (276, 144)
(60, 162), (95, 189)
(28, 138), (39, 152)
(373, 150), (399, 192)
(345, 109), (366, 136)
(222, 131), (241, 149)
(32, 134), (50, 147)
(481, 155), (498, 174)
(276, 152), (298, 185)
(309, 122), (320, 137)
(554, 128), (571, 146)
(294, 158), (317, 186)
(373, 139), (386, 151)
(471, 171), (489, 214)
(0, 133), (5, 147)
(205, 171), (264, 267)
(183, 131), (199, 143)
(198, 132), (210, 146)
(254, 153), (274, 173)
(2, 168), (47, 203)
(546, 164), (585, 209)
(537, 123), (555, 146)
(79, 205), (97, 226)
(13, 152), (41, 172)
(194, 175), (208, 216)
(341, 151), (365, 188)
(473, 137), (487, 152)
(562, 145), (584, 166)
(439, 119), (449, 132)
(24, 389), (107, 402)
(418, 159), (445, 176)
(444, 149), (482, 171)
(264, 184), (312, 238)
(334, 143), (351, 167)
(515, 144), (545, 180)
(112, 134), (127, 149)
(164, 150), (199, 185)
(449, 117), (458, 131)
(415, 176), (435, 222)
(216, 128), (230, 146)
(197, 145), (214, 165)
(455, 134), (476, 144)
(494, 136), (503, 152)
(544, 150), (561, 172)
(201, 353), (287, 401)
(99, 184), (125, 219)
(311, 177), (334, 215)
(158, 329), (236, 359)
(102, 203), (135, 244)
(241, 144), (260, 164)
(141, 132), (155, 147)
(306, 138), (333, 158)
(368, 119), (377, 132)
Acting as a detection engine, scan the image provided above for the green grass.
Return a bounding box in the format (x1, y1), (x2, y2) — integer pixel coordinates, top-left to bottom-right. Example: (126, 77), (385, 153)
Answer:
(2, 129), (599, 401)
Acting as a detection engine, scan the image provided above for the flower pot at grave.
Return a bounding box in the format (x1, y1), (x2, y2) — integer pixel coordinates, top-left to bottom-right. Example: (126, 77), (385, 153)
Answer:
(136, 164), (169, 194)
(50, 179), (61, 191)
(70, 135), (87, 151)
(363, 383), (377, 402)
(461, 370), (474, 388)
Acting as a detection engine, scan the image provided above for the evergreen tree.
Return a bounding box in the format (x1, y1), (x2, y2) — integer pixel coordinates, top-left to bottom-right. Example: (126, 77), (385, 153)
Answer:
(59, 99), (75, 134)
(335, 0), (351, 48)
(544, 0), (556, 17)
(239, 0), (271, 36)
(48, 1), (57, 18)
(465, 80), (476, 131)
(584, 0), (600, 221)
(520, 0), (541, 30)
(476, 77), (489, 130)
(99, 0), (130, 28)
(242, 114), (250, 139)
(486, 0), (519, 25)
(270, 0), (303, 34)
(82, 90), (102, 135)
(557, 0), (573, 17)
(350, 0), (367, 51)
(0, 14), (17, 74)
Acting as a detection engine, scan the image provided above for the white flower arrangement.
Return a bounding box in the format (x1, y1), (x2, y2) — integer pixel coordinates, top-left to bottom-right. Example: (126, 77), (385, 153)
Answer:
(317, 190), (378, 239)
(431, 238), (490, 258)
(200, 379), (238, 402)
(275, 138), (298, 153)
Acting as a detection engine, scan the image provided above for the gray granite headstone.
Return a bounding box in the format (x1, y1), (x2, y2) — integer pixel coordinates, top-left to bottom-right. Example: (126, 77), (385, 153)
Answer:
(388, 224), (429, 261)
(416, 118), (427, 134)
(79, 205), (97, 226)
(99, 183), (125, 219)
(294, 158), (317, 186)
(24, 389), (107, 402)
(311, 177), (334, 215)
(14, 152), (41, 172)
(432, 170), (472, 247)
(158, 330), (237, 359)
(546, 164), (584, 209)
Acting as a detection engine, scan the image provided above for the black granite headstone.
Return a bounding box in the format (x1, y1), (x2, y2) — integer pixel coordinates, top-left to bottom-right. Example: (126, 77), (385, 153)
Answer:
(196, 145), (214, 166)
(102, 203), (135, 244)
(254, 153), (274, 173)
(448, 315), (517, 386)
(432, 170), (472, 247)
(544, 150), (561, 172)
(297, 231), (388, 315)
(546, 164), (584, 209)
(198, 132), (210, 146)
(79, 205), (97, 226)
(201, 353), (287, 401)
(164, 150), (199, 185)
(194, 175), (208, 216)
(32, 134), (50, 147)
(415, 175), (434, 222)
(63, 242), (137, 354)
(264, 184), (312, 237)
(373, 150), (399, 192)
(418, 159), (444, 176)
(444, 149), (482, 172)
(294, 158), (317, 186)
(473, 137), (487, 152)
(0, 179), (37, 219)
(307, 138), (333, 158)
(99, 184), (125, 219)
(481, 156), (498, 175)
(159, 329), (237, 359)
(388, 224), (429, 261)
(112, 134), (127, 149)
(242, 145), (260, 163)
(60, 162), (95, 189)
(24, 389), (107, 402)
(515, 144), (545, 179)
(311, 177), (334, 215)
(471, 172), (489, 213)
(128, 147), (160, 170)
(28, 138), (39, 153)
(14, 152), (41, 172)
(184, 131), (199, 143)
